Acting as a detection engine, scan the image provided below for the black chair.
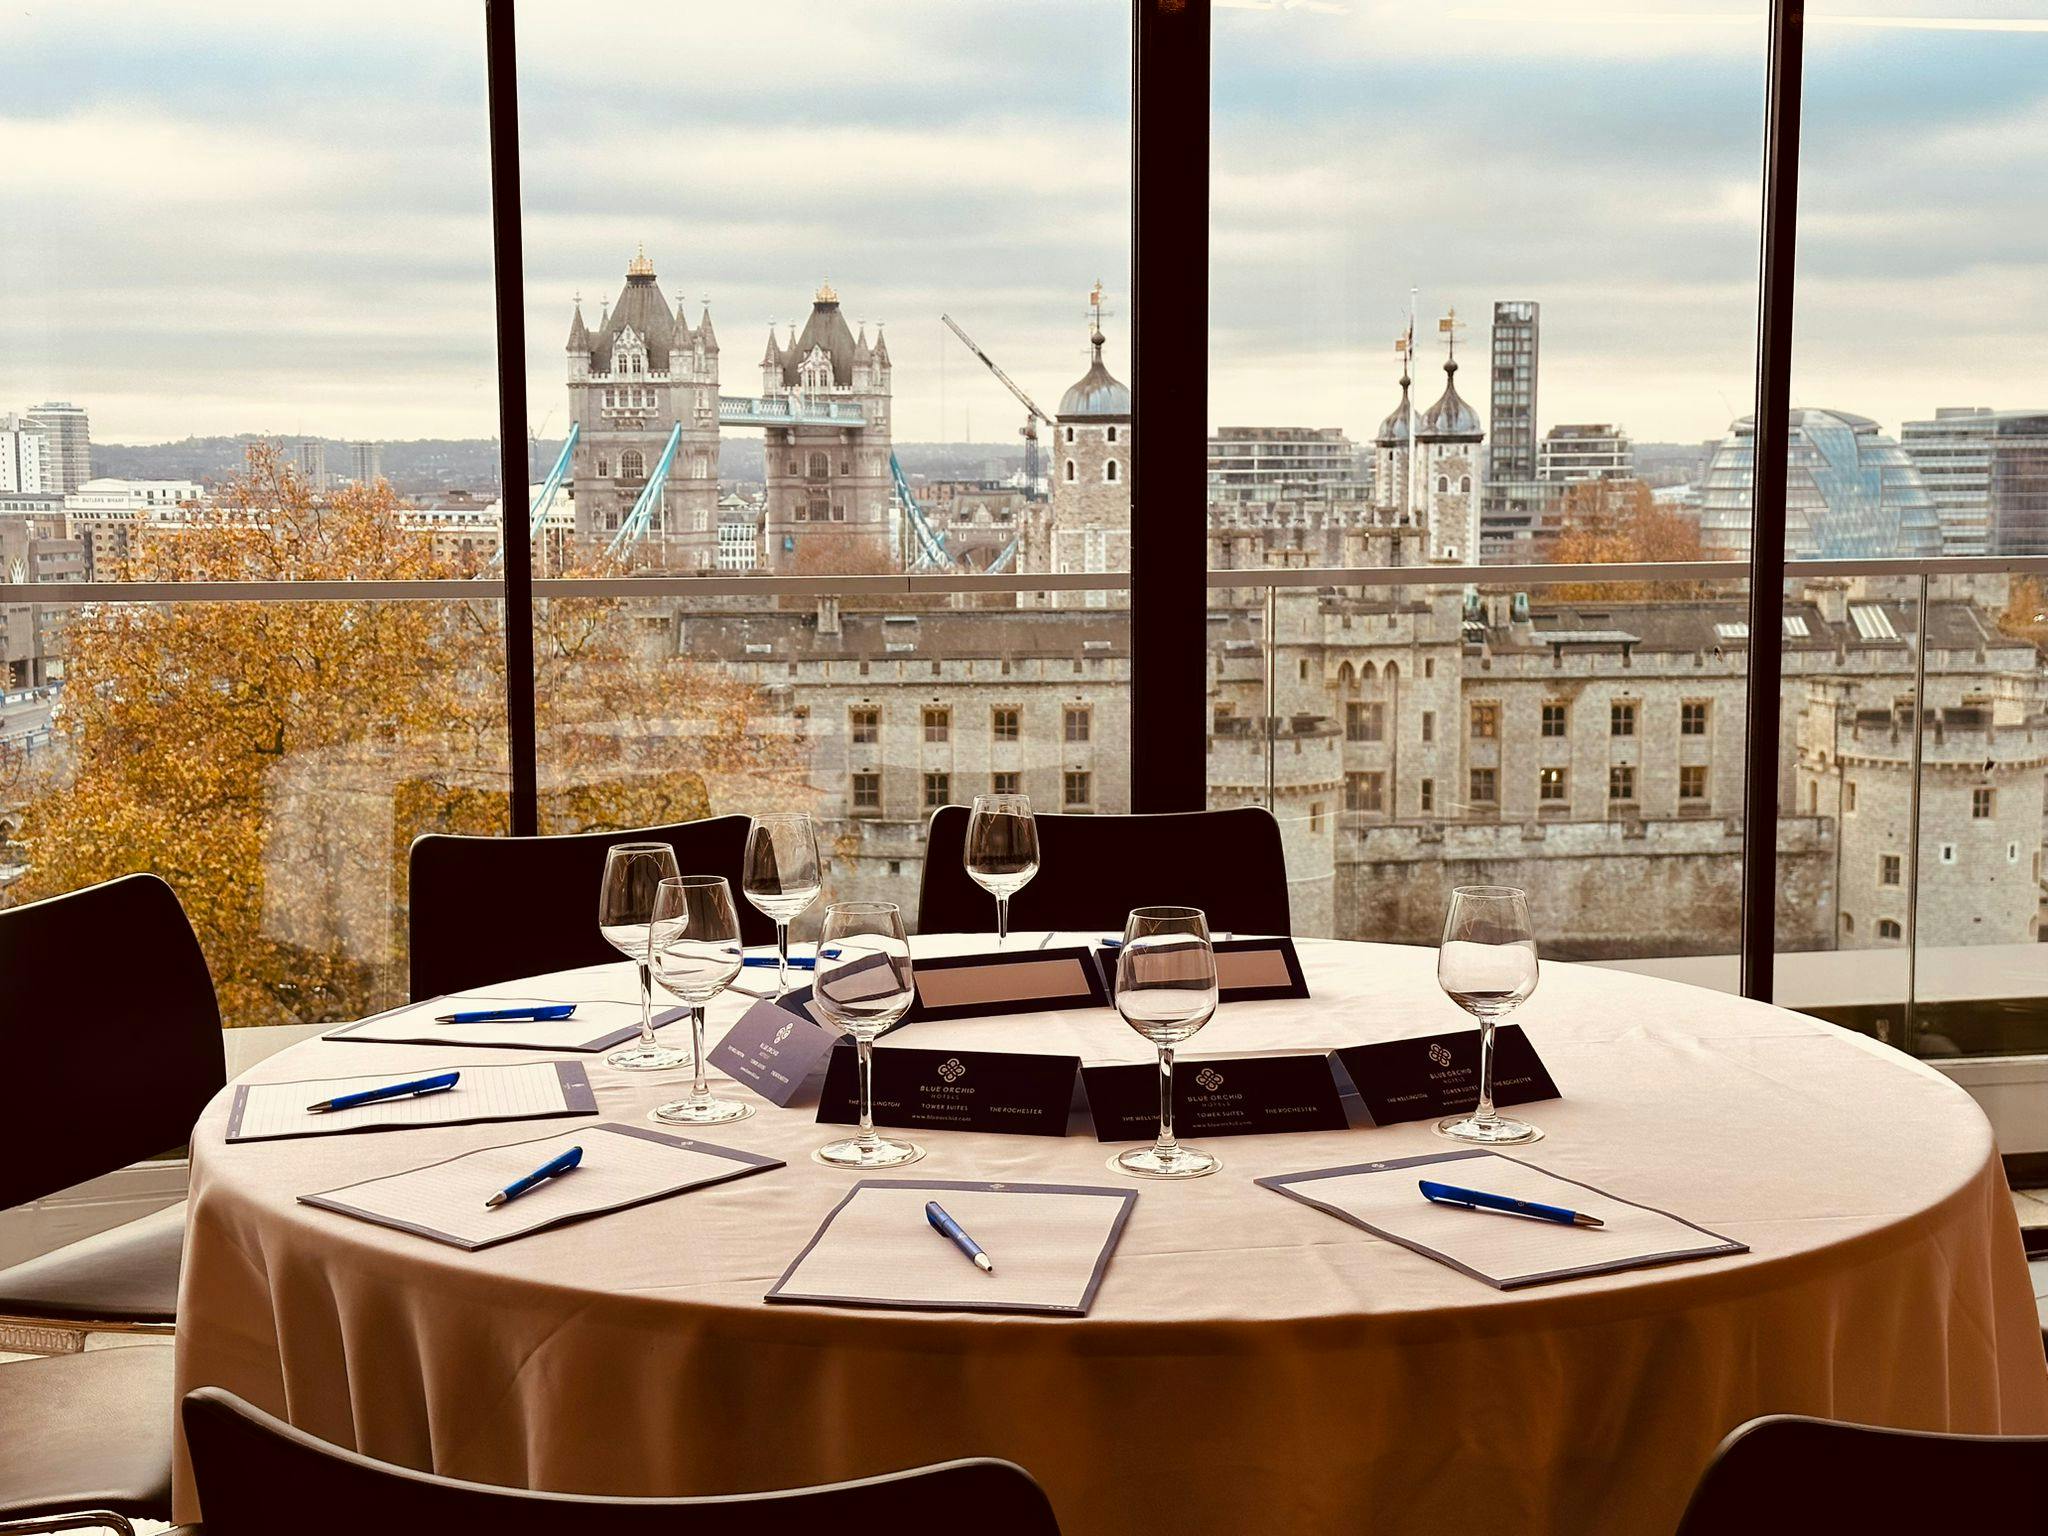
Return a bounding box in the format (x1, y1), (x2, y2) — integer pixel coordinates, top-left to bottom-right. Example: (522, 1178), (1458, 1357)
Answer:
(917, 804), (1292, 937)
(0, 1348), (178, 1534)
(182, 1386), (1061, 1534)
(0, 874), (224, 1333)
(1675, 1413), (2048, 1535)
(406, 818), (772, 999)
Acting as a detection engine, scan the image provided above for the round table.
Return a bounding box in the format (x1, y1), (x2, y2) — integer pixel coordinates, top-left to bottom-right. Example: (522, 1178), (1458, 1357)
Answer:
(172, 940), (2048, 1533)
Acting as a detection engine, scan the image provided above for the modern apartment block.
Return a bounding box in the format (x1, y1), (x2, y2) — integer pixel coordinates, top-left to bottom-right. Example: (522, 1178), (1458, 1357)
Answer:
(348, 441), (385, 485)
(0, 415), (48, 494)
(1207, 426), (1365, 505)
(1901, 406), (2048, 556)
(1488, 302), (1539, 482)
(1538, 422), (1633, 483)
(1478, 303), (1542, 562)
(22, 402), (89, 493)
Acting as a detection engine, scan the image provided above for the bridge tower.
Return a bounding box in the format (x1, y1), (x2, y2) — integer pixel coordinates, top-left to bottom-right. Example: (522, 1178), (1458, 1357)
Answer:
(758, 281), (895, 571)
(565, 248), (721, 568)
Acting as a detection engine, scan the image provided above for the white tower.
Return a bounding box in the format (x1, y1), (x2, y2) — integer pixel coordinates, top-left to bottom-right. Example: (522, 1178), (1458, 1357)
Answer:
(1414, 309), (1484, 565)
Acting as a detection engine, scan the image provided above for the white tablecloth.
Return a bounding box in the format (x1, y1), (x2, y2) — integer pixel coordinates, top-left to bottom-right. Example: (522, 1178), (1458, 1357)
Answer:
(174, 940), (2048, 1532)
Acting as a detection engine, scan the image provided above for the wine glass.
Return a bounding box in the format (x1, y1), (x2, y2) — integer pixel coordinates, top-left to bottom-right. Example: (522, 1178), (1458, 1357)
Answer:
(964, 792), (1039, 946)
(742, 812), (823, 996)
(1435, 885), (1542, 1145)
(648, 876), (753, 1125)
(811, 901), (923, 1168)
(1110, 906), (1220, 1179)
(597, 841), (689, 1071)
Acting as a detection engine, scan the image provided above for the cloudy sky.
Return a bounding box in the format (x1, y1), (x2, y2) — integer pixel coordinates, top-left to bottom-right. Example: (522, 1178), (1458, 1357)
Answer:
(1, 1), (2042, 450)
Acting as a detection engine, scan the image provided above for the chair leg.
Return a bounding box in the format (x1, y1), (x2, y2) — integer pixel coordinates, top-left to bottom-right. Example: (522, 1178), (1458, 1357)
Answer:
(0, 1513), (139, 1535)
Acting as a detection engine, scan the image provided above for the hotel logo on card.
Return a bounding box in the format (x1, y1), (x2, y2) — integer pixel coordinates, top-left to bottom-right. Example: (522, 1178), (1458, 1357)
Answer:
(1195, 1067), (1226, 1092)
(1427, 1043), (1453, 1068)
(938, 1057), (968, 1084)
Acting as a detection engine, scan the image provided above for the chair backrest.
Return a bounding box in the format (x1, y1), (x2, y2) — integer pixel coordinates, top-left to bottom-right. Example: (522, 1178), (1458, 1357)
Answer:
(407, 818), (772, 1000)
(183, 1388), (1062, 1535)
(0, 873), (225, 1209)
(916, 804), (1292, 938)
(1675, 1414), (2048, 1535)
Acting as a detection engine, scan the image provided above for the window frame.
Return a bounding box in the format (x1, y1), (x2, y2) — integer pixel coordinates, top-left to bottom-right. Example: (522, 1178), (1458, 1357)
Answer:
(469, 0), (1812, 1005)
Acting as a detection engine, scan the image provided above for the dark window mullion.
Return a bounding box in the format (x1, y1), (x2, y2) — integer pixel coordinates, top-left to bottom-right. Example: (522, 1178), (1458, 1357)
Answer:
(1131, 0), (1211, 813)
(484, 0), (539, 837)
(1739, 0), (1806, 1000)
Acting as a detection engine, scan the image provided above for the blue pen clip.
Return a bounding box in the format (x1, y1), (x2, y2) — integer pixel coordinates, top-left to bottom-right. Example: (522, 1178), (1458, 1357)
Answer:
(307, 1070), (460, 1115)
(741, 955), (817, 969)
(486, 1144), (583, 1209)
(435, 1003), (577, 1024)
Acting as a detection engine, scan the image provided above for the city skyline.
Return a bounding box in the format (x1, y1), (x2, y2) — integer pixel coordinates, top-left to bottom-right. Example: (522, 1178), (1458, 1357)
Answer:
(1, 4), (2042, 447)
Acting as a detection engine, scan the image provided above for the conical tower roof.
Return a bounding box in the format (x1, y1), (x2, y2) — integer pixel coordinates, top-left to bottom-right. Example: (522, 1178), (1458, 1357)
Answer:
(1375, 367), (1413, 447)
(566, 301), (590, 351)
(586, 251), (676, 370)
(1057, 328), (1131, 421)
(1417, 354), (1482, 441)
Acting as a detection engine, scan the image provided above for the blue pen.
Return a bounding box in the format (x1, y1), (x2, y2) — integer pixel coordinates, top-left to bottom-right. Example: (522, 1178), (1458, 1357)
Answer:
(307, 1071), (460, 1115)
(925, 1201), (994, 1274)
(435, 1004), (577, 1024)
(742, 955), (816, 970)
(486, 1145), (583, 1209)
(1419, 1179), (1604, 1228)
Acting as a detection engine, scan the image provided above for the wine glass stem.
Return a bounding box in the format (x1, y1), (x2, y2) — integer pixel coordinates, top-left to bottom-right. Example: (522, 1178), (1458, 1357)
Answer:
(636, 961), (656, 1047)
(775, 921), (790, 995)
(856, 1035), (878, 1152)
(996, 894), (1008, 947)
(1476, 1016), (1499, 1125)
(690, 1005), (710, 1101)
(1155, 1044), (1178, 1157)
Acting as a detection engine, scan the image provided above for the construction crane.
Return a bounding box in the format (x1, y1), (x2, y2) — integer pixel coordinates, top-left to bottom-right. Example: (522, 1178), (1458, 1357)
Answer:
(941, 314), (1051, 499)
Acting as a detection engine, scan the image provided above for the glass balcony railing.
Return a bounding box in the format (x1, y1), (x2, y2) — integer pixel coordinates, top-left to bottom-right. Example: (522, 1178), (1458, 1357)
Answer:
(8, 552), (2045, 1063)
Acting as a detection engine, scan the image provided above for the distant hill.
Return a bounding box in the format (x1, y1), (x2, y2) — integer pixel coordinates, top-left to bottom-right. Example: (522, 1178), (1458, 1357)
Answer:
(89, 436), (1027, 497)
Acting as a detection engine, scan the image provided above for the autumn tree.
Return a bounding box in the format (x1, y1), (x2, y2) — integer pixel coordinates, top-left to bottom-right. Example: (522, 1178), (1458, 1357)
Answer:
(1547, 478), (1718, 601)
(16, 443), (806, 1027)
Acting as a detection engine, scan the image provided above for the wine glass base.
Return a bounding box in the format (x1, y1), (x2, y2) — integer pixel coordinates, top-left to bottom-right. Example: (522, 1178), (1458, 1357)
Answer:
(812, 1136), (924, 1169)
(1110, 1144), (1220, 1179)
(1435, 1113), (1543, 1145)
(607, 1043), (691, 1072)
(651, 1096), (754, 1126)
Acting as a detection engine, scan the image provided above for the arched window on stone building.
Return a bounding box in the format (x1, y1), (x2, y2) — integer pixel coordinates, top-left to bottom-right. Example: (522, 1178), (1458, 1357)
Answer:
(1437, 474), (1449, 493)
(1065, 459), (1077, 483)
(1460, 475), (1471, 492)
(1104, 460), (1120, 483)
(808, 451), (830, 480)
(596, 456), (610, 477)
(621, 450), (645, 479)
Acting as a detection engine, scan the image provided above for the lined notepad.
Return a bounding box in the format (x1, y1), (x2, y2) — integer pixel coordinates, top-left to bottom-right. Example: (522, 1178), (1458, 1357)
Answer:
(327, 996), (683, 1052)
(226, 1060), (596, 1143)
(1258, 1149), (1746, 1289)
(768, 1180), (1136, 1316)
(299, 1123), (783, 1250)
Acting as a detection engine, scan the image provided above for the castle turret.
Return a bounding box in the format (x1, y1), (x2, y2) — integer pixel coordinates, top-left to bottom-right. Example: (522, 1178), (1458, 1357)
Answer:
(1414, 312), (1484, 565)
(564, 248), (721, 568)
(759, 280), (895, 571)
(1036, 287), (1131, 607)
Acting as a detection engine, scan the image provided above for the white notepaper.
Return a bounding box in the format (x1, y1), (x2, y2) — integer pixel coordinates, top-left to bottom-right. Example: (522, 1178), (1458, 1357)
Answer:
(299, 1123), (781, 1250)
(769, 1181), (1134, 1315)
(1260, 1150), (1745, 1289)
(228, 1060), (589, 1142)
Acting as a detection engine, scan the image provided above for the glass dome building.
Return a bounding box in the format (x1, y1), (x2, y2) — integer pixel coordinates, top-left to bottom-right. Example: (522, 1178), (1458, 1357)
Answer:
(1699, 409), (1941, 560)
